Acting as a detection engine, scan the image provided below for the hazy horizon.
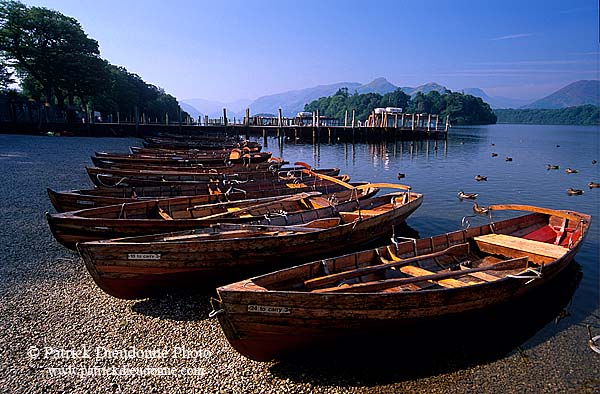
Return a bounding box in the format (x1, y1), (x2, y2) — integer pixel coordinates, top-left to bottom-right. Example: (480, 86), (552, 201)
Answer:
(19, 0), (600, 103)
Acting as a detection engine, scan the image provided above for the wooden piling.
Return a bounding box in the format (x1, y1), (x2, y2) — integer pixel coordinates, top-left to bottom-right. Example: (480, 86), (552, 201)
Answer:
(245, 108), (250, 139)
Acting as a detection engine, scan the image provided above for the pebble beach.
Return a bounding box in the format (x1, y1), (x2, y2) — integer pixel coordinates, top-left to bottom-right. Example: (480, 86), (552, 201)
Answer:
(1, 134), (599, 393)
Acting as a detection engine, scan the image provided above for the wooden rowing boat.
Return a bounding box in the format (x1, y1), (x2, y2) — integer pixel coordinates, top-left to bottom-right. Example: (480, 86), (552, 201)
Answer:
(85, 166), (341, 187)
(130, 146), (262, 155)
(91, 150), (272, 167)
(212, 204), (590, 361)
(47, 178), (362, 213)
(142, 137), (262, 151)
(76, 187), (423, 299)
(48, 184), (380, 249)
(90, 158), (332, 177)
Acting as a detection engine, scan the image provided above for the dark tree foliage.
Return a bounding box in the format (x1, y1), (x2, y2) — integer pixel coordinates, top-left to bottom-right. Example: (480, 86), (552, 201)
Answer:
(0, 1), (187, 121)
(305, 88), (411, 121)
(0, 56), (12, 90)
(494, 105), (599, 126)
(305, 89), (496, 125)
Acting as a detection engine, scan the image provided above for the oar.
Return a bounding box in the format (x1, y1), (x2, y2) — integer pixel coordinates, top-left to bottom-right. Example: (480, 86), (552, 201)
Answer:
(353, 183), (412, 191)
(301, 169), (354, 190)
(294, 161), (312, 169)
(312, 256), (530, 293)
(488, 204), (585, 223)
(190, 192), (321, 221)
(304, 243), (470, 290)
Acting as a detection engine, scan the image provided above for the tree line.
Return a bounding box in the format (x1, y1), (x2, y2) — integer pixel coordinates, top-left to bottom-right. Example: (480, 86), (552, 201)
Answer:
(494, 105), (599, 126)
(304, 88), (497, 125)
(0, 1), (188, 123)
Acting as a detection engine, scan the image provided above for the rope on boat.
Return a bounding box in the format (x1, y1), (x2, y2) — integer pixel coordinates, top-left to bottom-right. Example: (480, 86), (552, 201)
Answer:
(208, 298), (224, 318)
(328, 194), (338, 206)
(506, 263), (544, 285)
(95, 174), (128, 188)
(225, 187), (247, 198)
(461, 214), (480, 229)
(391, 230), (417, 255)
(588, 325), (600, 355)
(208, 309), (224, 318)
(118, 203), (126, 219)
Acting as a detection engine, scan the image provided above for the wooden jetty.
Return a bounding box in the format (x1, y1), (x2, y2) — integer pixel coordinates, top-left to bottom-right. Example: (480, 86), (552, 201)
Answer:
(0, 106), (449, 141)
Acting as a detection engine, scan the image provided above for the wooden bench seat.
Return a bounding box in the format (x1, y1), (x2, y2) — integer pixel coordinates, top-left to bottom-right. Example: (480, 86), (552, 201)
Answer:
(474, 233), (567, 260)
(397, 265), (475, 288)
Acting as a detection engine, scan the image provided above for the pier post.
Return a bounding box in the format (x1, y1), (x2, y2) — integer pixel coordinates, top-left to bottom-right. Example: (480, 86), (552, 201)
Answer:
(401, 113), (405, 128)
(351, 110), (355, 128)
(277, 108), (282, 138)
(395, 113), (398, 128)
(316, 110), (320, 136)
(344, 110), (348, 127)
(223, 108), (228, 126)
(245, 108), (250, 139)
(445, 115), (450, 132)
(165, 113), (168, 125)
(117, 111), (120, 124)
(435, 115), (439, 131)
(427, 114), (431, 131)
(412, 113), (415, 131)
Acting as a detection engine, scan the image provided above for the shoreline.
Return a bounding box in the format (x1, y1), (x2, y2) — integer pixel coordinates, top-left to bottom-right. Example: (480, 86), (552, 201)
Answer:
(1, 132), (599, 392)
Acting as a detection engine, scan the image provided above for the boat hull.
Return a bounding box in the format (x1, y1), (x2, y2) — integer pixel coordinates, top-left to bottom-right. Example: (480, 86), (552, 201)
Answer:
(214, 209), (590, 361)
(77, 193), (423, 299)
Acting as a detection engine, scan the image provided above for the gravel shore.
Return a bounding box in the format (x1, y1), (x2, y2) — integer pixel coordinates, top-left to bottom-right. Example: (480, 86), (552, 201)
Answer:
(1, 135), (599, 393)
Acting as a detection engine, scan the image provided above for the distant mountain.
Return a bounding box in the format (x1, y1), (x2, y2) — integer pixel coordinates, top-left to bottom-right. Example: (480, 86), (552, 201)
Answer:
(180, 98), (252, 119)
(179, 102), (203, 119)
(522, 80), (600, 109)
(462, 88), (531, 109)
(356, 77), (398, 94)
(249, 79), (455, 116)
(249, 82), (362, 117)
(408, 82), (449, 96)
(188, 78), (537, 118)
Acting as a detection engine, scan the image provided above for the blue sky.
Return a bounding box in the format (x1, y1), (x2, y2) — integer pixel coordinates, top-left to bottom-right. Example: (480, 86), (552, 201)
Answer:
(21, 0), (600, 102)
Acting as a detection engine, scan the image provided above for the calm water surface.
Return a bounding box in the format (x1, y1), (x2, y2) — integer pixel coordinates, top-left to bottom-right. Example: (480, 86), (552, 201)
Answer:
(0, 123), (598, 359)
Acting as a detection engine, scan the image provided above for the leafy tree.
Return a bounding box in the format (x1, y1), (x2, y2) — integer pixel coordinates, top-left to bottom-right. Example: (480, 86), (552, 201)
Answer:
(0, 1), (102, 107)
(494, 105), (599, 125)
(0, 56), (12, 90)
(304, 88), (496, 125)
(0, 1), (189, 123)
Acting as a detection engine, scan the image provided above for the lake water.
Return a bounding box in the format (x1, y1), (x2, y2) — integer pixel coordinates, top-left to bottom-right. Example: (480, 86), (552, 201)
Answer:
(0, 123), (598, 385)
(269, 124), (599, 313)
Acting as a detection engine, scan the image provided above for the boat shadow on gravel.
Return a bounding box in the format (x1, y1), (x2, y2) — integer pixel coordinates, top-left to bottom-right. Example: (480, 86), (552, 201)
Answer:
(268, 262), (583, 385)
(130, 291), (215, 322)
(130, 223), (421, 323)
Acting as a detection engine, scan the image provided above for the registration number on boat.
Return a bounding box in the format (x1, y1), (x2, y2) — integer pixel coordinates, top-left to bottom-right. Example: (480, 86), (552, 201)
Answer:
(247, 305), (291, 314)
(127, 253), (161, 260)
